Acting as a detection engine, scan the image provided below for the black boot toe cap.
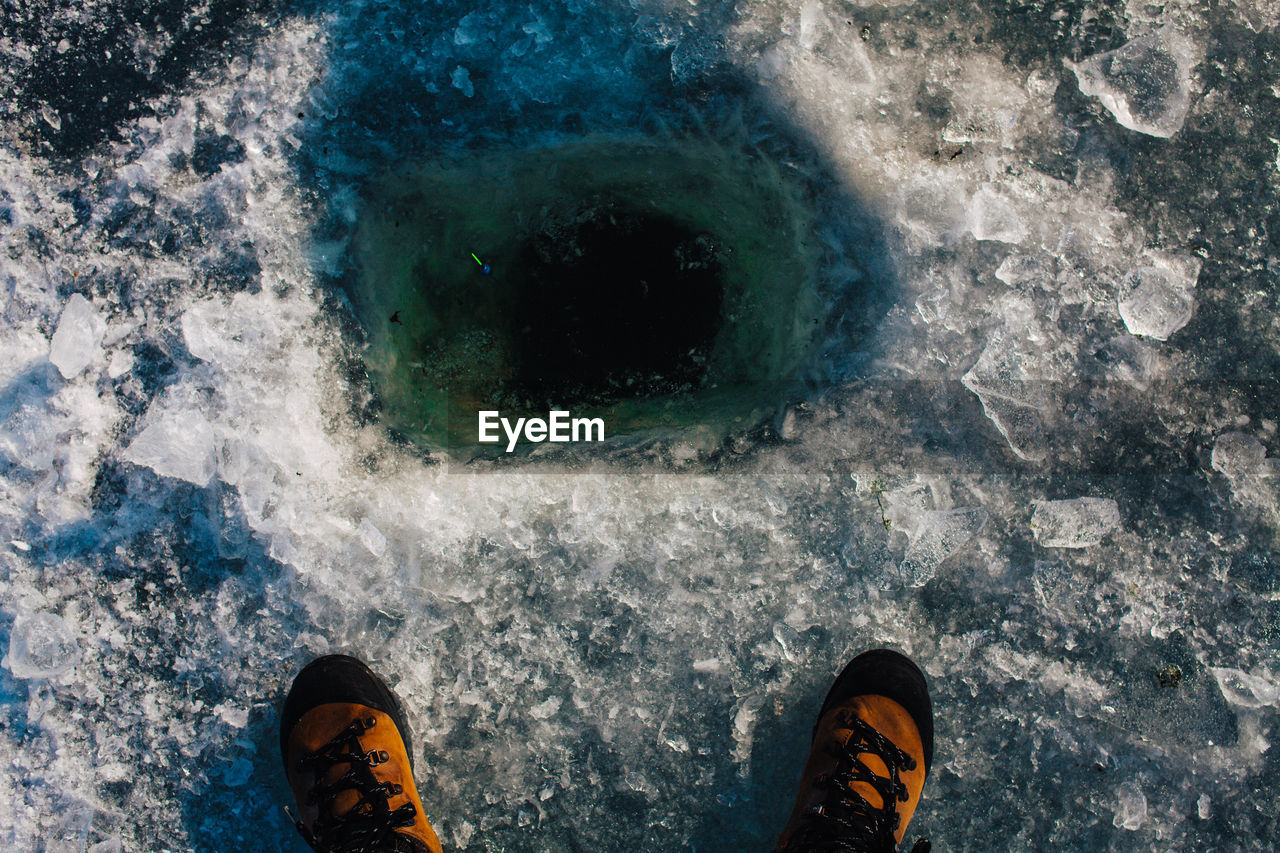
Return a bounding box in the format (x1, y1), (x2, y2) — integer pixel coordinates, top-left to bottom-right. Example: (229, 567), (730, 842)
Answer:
(279, 654), (413, 765)
(819, 648), (934, 775)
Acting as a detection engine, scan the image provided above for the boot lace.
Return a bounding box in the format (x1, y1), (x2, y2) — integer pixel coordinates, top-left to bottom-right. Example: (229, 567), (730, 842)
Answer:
(782, 710), (931, 853)
(290, 716), (419, 853)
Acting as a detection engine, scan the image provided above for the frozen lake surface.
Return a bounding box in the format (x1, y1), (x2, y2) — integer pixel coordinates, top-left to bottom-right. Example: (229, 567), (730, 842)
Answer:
(1, 0), (1278, 850)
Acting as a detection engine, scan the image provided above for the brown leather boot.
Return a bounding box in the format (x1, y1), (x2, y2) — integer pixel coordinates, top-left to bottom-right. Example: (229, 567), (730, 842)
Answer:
(775, 649), (934, 853)
(280, 655), (444, 853)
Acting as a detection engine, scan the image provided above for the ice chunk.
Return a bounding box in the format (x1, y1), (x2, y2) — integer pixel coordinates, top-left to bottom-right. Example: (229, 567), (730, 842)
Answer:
(529, 696), (562, 720)
(914, 287), (950, 325)
(44, 801), (94, 853)
(969, 186), (1028, 244)
(28, 679), (56, 723)
(358, 518), (388, 558)
(181, 296), (286, 368)
(898, 507), (988, 587)
(453, 12), (489, 46)
(1069, 26), (1197, 138)
(1210, 667), (1279, 709)
(4, 611), (81, 680)
(1114, 781), (1147, 830)
(773, 621), (802, 661)
(962, 330), (1050, 411)
(941, 54), (1028, 147)
(971, 394), (1048, 462)
(898, 177), (967, 246)
(451, 66), (474, 98)
(1211, 432), (1267, 481)
(49, 294), (106, 379)
(1031, 498), (1120, 548)
(994, 254), (1052, 290)
(213, 703), (249, 727)
(1096, 335), (1155, 389)
(181, 302), (224, 363)
(731, 694), (762, 766)
(452, 821), (475, 849)
(1211, 432), (1279, 512)
(962, 329), (1052, 461)
(1118, 256), (1200, 340)
(106, 349), (134, 379)
(1031, 559), (1087, 615)
(124, 410), (218, 486)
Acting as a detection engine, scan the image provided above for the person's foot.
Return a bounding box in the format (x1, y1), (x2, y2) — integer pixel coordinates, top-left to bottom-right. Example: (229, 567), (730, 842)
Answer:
(775, 649), (934, 853)
(280, 654), (443, 853)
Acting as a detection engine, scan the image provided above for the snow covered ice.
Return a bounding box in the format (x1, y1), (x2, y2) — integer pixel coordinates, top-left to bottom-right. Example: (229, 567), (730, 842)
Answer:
(1, 0), (1278, 851)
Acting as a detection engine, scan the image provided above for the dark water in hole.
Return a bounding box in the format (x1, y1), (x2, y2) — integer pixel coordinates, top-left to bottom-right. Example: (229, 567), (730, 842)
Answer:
(509, 204), (725, 406)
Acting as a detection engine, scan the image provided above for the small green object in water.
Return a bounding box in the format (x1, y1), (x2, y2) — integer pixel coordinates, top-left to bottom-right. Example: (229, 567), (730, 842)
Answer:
(1155, 664), (1183, 688)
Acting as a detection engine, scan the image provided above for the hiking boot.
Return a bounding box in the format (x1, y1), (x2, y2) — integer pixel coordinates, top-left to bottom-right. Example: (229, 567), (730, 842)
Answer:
(281, 654), (443, 853)
(775, 649), (934, 853)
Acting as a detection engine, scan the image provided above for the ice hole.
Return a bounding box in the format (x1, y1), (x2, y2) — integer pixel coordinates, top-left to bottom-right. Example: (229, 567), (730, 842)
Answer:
(342, 136), (835, 453)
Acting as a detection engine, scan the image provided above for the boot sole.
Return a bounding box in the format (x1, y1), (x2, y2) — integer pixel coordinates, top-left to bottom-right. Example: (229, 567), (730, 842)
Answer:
(816, 648), (934, 775)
